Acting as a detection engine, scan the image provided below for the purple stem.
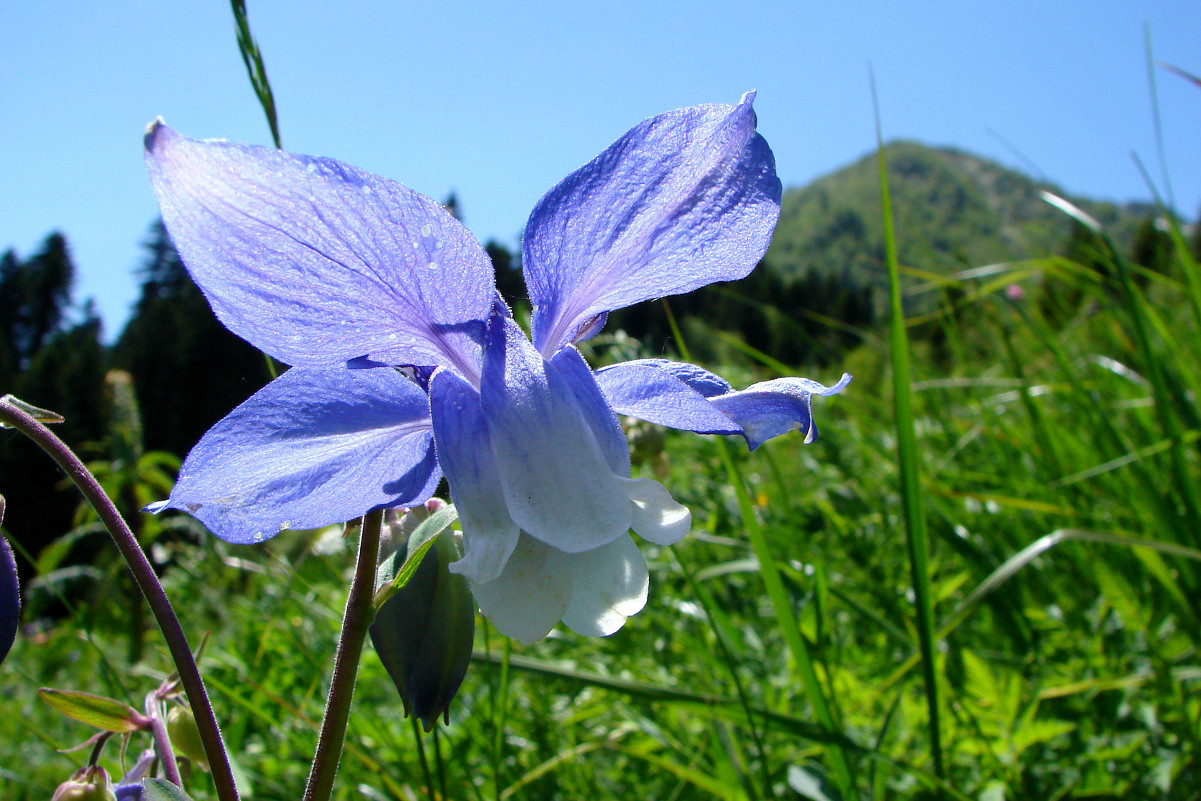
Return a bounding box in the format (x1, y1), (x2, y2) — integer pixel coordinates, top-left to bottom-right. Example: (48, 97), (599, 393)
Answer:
(0, 398), (239, 801)
(303, 508), (383, 801)
(145, 692), (182, 787)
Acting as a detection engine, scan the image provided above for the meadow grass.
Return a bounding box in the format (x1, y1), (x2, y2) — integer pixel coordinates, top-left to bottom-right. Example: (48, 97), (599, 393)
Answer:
(3, 163), (1200, 801)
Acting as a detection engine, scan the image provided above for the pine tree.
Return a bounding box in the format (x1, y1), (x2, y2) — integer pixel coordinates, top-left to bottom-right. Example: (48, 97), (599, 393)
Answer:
(0, 236), (109, 567)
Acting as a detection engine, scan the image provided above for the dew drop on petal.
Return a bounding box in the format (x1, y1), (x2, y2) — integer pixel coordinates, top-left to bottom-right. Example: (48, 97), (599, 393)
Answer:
(420, 224), (433, 237)
(428, 261), (438, 271)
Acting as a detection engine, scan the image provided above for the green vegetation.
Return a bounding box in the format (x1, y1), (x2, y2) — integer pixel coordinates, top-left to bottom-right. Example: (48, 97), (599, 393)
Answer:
(2, 139), (1200, 799)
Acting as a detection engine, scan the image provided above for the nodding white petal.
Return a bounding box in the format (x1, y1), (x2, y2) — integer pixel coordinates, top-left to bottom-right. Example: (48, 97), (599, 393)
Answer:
(561, 535), (649, 637)
(619, 477), (691, 546)
(471, 534), (572, 645)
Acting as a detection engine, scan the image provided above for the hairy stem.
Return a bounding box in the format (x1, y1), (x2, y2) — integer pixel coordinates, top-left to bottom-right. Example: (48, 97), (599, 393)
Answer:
(303, 508), (383, 801)
(145, 692), (182, 787)
(0, 398), (239, 801)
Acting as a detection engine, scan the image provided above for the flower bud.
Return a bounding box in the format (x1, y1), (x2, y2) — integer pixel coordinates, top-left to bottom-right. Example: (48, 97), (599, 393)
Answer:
(52, 766), (117, 801)
(370, 510), (474, 731)
(167, 705), (209, 771)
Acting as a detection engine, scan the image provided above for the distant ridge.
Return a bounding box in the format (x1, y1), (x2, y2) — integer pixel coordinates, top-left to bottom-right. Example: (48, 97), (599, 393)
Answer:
(766, 140), (1155, 293)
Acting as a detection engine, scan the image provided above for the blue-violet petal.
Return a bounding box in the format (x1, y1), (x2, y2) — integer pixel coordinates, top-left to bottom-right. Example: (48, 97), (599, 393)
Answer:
(597, 360), (851, 450)
(524, 92), (782, 355)
(595, 359), (743, 435)
(549, 347), (631, 477)
(145, 122), (494, 378)
(428, 368), (520, 584)
(154, 366), (441, 543)
(712, 374), (852, 449)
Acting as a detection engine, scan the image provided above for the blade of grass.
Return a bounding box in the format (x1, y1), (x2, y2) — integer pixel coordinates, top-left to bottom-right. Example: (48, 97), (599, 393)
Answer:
(409, 716), (436, 801)
(228, 0), (286, 383)
(492, 628), (512, 800)
(619, 745), (748, 801)
(499, 733), (632, 801)
(230, 0), (281, 149)
(882, 528), (1201, 689)
(472, 649), (864, 749)
(1095, 219), (1201, 545)
(1143, 25), (1175, 211)
(673, 547), (772, 801)
(871, 69), (943, 782)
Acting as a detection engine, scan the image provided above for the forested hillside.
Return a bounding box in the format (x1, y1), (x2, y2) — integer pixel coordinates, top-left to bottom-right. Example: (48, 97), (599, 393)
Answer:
(768, 141), (1157, 311)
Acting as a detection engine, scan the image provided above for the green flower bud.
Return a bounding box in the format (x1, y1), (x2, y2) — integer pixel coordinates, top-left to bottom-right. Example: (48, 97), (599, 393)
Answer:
(167, 705), (209, 771)
(52, 766), (117, 801)
(370, 506), (474, 731)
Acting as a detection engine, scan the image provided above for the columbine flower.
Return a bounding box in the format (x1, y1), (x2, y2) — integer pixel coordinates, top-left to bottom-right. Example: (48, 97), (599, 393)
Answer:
(144, 92), (849, 643)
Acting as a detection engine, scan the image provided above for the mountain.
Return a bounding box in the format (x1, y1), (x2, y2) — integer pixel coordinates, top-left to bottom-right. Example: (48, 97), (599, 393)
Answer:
(765, 141), (1155, 294)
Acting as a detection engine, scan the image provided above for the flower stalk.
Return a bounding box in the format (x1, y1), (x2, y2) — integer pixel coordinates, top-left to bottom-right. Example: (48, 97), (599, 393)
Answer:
(0, 396), (239, 801)
(144, 692), (182, 787)
(303, 508), (384, 801)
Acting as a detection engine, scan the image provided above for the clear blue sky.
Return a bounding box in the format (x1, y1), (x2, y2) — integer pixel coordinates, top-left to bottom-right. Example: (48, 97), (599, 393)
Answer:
(3, 1), (1199, 338)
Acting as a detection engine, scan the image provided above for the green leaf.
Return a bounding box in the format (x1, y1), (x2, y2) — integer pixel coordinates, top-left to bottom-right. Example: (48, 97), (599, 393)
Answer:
(35, 523), (106, 574)
(1011, 719), (1076, 756)
(960, 649), (998, 709)
(38, 688), (146, 732)
(0, 394), (64, 426)
(373, 504), (458, 608)
(142, 778), (196, 801)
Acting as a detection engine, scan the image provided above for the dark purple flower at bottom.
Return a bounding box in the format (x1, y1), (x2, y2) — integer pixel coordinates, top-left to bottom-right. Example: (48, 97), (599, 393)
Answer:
(1, 525), (20, 665)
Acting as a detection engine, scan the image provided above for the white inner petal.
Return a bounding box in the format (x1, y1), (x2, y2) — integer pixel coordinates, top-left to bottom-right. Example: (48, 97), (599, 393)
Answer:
(561, 535), (649, 637)
(470, 534), (572, 645)
(619, 476), (691, 545)
(449, 524), (520, 585)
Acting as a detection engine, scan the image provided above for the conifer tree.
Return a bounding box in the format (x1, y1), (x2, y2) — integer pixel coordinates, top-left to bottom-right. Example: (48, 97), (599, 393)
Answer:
(0, 235), (108, 566)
